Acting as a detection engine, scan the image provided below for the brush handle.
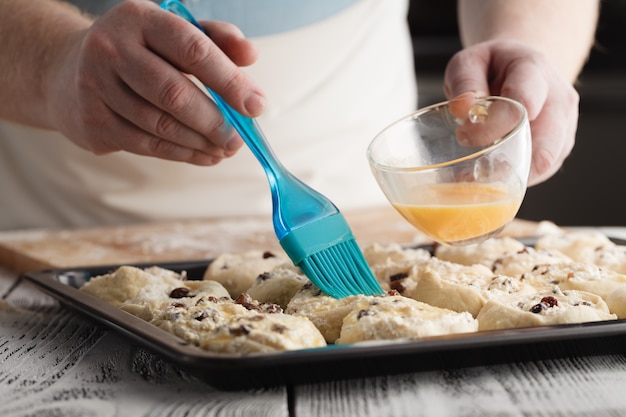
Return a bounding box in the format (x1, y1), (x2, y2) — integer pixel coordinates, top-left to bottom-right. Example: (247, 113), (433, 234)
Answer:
(159, 1), (284, 177)
(160, 0), (339, 239)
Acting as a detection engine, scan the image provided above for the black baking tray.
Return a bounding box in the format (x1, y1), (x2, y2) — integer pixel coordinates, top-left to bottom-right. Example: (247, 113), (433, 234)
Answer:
(21, 243), (626, 390)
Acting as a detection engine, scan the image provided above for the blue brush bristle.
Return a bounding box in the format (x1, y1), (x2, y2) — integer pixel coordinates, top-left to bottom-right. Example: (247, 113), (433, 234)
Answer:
(299, 240), (384, 299)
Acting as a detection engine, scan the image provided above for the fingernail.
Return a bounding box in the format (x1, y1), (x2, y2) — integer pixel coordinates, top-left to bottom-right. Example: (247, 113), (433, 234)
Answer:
(244, 92), (266, 116)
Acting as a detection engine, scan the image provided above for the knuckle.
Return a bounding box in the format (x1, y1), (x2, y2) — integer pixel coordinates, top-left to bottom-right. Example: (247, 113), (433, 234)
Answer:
(220, 70), (248, 96)
(145, 136), (178, 156)
(158, 79), (194, 114)
(180, 36), (214, 69)
(154, 112), (182, 139)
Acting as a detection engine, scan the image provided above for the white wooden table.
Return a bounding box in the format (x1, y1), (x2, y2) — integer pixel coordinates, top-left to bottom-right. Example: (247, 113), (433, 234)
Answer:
(2, 227), (626, 417)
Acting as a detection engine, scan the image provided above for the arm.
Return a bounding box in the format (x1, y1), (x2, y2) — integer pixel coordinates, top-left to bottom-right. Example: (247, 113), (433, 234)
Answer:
(0, 0), (91, 128)
(457, 0), (599, 83)
(444, 0), (600, 186)
(0, 0), (264, 165)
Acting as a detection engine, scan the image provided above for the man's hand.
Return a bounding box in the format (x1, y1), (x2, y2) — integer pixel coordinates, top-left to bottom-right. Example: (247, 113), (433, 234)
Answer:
(444, 40), (579, 186)
(46, 0), (264, 165)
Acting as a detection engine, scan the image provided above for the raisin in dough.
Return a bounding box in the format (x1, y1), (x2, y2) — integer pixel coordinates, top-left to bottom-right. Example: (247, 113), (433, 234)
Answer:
(336, 294), (478, 344)
(203, 250), (290, 297)
(476, 287), (616, 330)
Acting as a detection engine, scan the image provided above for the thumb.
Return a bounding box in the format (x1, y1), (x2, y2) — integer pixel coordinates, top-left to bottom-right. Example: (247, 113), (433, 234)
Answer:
(443, 48), (490, 99)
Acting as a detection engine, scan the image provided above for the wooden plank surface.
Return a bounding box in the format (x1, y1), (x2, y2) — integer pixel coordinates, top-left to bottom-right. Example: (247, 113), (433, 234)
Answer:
(2, 293), (625, 416)
(0, 206), (543, 273)
(0, 301), (289, 417)
(293, 356), (626, 417)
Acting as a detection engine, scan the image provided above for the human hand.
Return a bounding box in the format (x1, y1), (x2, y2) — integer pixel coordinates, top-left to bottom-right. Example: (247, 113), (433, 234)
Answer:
(46, 0), (264, 165)
(443, 39), (579, 186)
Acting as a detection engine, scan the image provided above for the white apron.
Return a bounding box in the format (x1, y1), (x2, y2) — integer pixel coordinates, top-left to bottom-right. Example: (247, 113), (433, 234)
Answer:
(0, 0), (417, 230)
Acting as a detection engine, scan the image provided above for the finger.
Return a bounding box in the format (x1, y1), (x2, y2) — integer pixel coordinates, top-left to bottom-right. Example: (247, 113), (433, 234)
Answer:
(454, 97), (527, 148)
(143, 8), (266, 117)
(96, 107), (229, 166)
(526, 99), (576, 186)
(114, 40), (242, 151)
(443, 48), (490, 99)
(201, 20), (259, 67)
(497, 58), (577, 186)
(497, 57), (549, 122)
(75, 83), (234, 165)
(448, 92), (479, 120)
(103, 71), (242, 156)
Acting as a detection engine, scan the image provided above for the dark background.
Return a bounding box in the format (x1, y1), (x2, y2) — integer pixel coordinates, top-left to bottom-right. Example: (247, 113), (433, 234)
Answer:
(407, 0), (626, 226)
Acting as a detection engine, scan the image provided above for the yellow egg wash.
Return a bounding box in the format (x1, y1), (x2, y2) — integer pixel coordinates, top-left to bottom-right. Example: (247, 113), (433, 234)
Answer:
(392, 182), (522, 244)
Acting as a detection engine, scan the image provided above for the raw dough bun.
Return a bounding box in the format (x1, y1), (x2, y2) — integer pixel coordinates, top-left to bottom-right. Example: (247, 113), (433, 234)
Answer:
(203, 250), (290, 297)
(362, 243), (430, 295)
(362, 242), (431, 267)
(476, 287), (616, 330)
(81, 266), (184, 307)
(199, 311), (326, 354)
(605, 286), (626, 319)
(434, 237), (526, 267)
(521, 261), (626, 303)
(146, 293), (325, 353)
(536, 230), (626, 274)
(245, 265), (308, 309)
(84, 265), (326, 353)
(492, 247), (572, 278)
(407, 263), (535, 317)
(285, 283), (363, 343)
(336, 294), (477, 344)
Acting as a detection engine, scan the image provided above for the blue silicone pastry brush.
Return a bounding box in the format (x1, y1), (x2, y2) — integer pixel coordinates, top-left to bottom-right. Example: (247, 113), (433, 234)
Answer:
(161, 0), (383, 298)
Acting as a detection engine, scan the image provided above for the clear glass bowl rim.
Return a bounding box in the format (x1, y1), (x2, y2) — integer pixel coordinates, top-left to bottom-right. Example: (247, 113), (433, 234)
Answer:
(367, 96), (528, 173)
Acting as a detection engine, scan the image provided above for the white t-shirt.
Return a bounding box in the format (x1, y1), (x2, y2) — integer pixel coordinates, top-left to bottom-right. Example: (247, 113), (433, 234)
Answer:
(0, 0), (417, 230)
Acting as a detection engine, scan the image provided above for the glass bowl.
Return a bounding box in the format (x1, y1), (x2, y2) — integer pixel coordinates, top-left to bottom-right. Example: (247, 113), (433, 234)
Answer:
(367, 95), (531, 246)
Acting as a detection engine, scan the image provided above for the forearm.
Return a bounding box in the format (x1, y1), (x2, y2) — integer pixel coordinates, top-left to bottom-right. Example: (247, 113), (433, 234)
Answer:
(457, 0), (599, 83)
(0, 0), (92, 128)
